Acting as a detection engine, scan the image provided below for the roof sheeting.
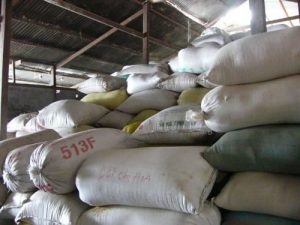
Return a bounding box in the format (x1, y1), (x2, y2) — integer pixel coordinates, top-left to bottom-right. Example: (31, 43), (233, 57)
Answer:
(153, 0), (246, 26)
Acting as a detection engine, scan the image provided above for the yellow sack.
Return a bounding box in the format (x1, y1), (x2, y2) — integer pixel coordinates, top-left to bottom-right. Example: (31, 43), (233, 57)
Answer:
(177, 88), (210, 105)
(81, 89), (128, 110)
(123, 122), (141, 134)
(123, 110), (158, 134)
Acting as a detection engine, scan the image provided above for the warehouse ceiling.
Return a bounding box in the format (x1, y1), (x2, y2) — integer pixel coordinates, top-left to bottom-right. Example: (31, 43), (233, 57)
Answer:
(10, 0), (246, 77)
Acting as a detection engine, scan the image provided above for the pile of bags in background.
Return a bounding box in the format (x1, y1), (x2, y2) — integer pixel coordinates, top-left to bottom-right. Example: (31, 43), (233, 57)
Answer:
(199, 26), (300, 224)
(1, 25), (300, 225)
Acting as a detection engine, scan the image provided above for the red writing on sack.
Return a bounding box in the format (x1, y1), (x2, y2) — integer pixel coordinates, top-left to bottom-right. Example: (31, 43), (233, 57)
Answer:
(37, 183), (53, 192)
(60, 136), (95, 160)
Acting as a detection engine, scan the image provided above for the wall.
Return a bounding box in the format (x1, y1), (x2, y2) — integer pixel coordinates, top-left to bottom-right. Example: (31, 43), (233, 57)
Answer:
(8, 84), (85, 120)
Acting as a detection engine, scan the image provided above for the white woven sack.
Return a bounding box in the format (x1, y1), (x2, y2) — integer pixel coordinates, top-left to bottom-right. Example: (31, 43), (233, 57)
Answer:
(196, 74), (218, 88)
(37, 100), (109, 129)
(168, 56), (180, 73)
(201, 75), (300, 132)
(15, 191), (89, 225)
(15, 130), (32, 137)
(117, 89), (178, 114)
(76, 146), (217, 214)
(29, 128), (143, 194)
(0, 129), (60, 175)
(215, 172), (300, 220)
(191, 27), (231, 47)
(3, 143), (46, 193)
(118, 63), (169, 75)
(24, 117), (45, 133)
(178, 43), (220, 74)
(7, 113), (37, 133)
(133, 105), (216, 145)
(230, 24), (288, 41)
(127, 72), (169, 94)
(54, 125), (94, 138)
(0, 192), (33, 220)
(0, 184), (8, 208)
(205, 27), (300, 85)
(157, 72), (198, 92)
(75, 76), (126, 94)
(98, 111), (133, 129)
(77, 203), (221, 225)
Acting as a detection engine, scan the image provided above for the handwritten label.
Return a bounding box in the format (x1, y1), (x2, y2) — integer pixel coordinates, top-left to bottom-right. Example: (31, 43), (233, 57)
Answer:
(98, 167), (151, 184)
(61, 136), (95, 160)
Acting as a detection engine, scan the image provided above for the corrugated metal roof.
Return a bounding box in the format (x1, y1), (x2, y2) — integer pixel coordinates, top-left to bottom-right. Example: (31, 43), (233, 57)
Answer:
(10, 0), (207, 74)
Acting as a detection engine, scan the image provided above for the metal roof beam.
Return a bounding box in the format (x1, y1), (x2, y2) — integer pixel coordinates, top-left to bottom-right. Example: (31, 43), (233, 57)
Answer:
(44, 0), (144, 39)
(12, 16), (142, 56)
(11, 57), (105, 75)
(43, 0), (179, 51)
(11, 38), (123, 69)
(279, 0), (294, 26)
(130, 0), (201, 35)
(57, 9), (143, 68)
(226, 15), (300, 32)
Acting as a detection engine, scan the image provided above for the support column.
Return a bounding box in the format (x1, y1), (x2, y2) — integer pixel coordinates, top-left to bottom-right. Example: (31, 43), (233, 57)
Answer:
(298, 0), (300, 23)
(12, 60), (16, 83)
(143, 1), (150, 64)
(51, 65), (57, 101)
(249, 0), (266, 35)
(0, 0), (12, 140)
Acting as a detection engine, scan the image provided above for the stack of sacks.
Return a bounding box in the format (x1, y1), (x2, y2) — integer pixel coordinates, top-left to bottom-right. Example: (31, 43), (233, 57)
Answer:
(74, 75), (131, 131)
(215, 172), (300, 222)
(0, 130), (61, 224)
(36, 99), (107, 136)
(177, 87), (210, 105)
(0, 128), (142, 224)
(112, 63), (169, 79)
(81, 88), (128, 110)
(117, 89), (179, 115)
(113, 63), (170, 95)
(126, 71), (169, 95)
(230, 23), (289, 41)
(6, 113), (37, 137)
(168, 27), (230, 74)
(198, 26), (300, 223)
(191, 27), (231, 47)
(201, 27), (300, 132)
(157, 72), (199, 92)
(76, 146), (221, 225)
(9, 99), (107, 137)
(0, 192), (33, 221)
(176, 43), (220, 74)
(168, 28), (232, 89)
(132, 105), (221, 145)
(79, 64), (174, 131)
(27, 129), (143, 194)
(122, 110), (158, 134)
(128, 72), (218, 145)
(0, 130), (60, 175)
(15, 191), (90, 225)
(74, 75), (126, 94)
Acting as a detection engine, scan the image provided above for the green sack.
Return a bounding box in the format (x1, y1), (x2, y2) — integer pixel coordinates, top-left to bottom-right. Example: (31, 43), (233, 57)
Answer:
(203, 125), (300, 174)
(222, 211), (300, 225)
